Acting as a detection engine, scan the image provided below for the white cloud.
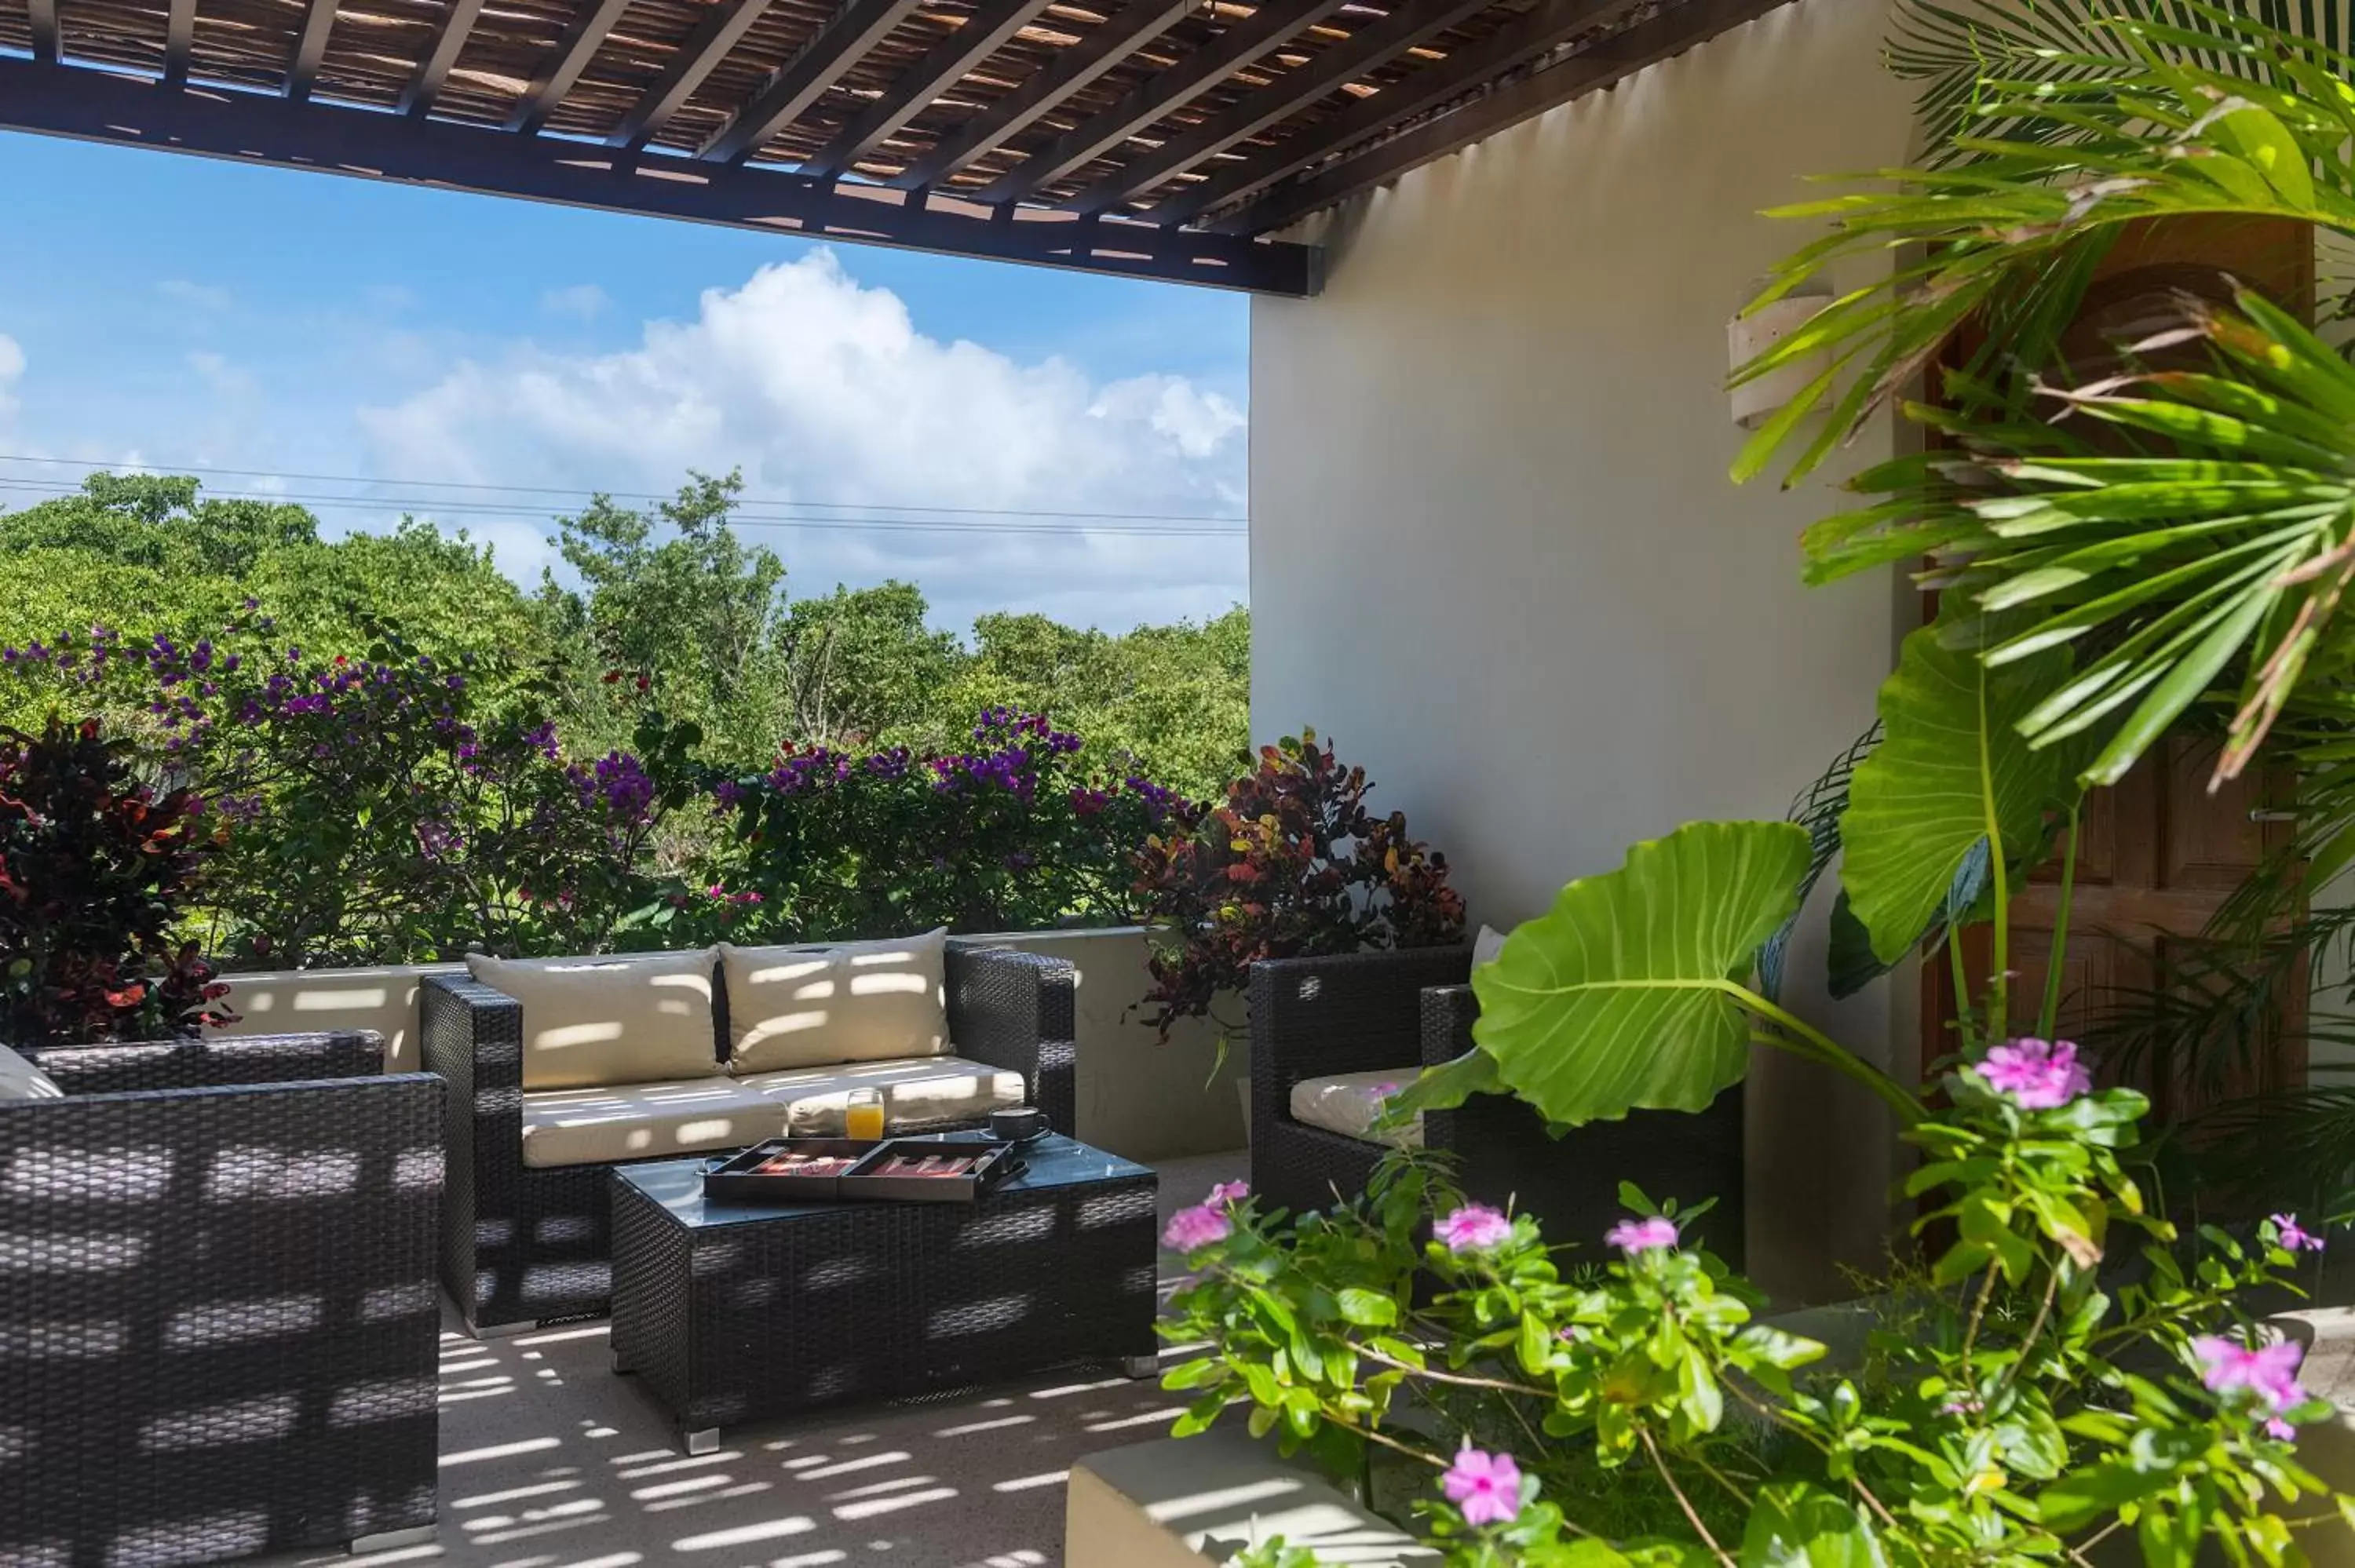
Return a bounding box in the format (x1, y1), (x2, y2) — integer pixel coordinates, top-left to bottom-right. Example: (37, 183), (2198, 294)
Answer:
(358, 250), (1248, 630)
(158, 279), (233, 311)
(539, 283), (612, 321)
(185, 351), (257, 399)
(0, 334), (23, 420)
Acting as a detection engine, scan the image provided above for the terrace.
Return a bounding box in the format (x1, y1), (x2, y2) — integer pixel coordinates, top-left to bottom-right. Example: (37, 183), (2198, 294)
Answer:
(14, 0), (2355, 1556)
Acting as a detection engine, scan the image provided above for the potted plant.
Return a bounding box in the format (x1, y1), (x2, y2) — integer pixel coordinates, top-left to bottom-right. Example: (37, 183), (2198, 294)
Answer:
(0, 716), (232, 1046)
(1132, 728), (1466, 1129)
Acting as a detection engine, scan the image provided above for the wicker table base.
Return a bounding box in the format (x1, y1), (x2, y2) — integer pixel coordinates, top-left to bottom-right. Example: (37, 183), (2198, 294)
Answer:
(608, 1135), (1159, 1449)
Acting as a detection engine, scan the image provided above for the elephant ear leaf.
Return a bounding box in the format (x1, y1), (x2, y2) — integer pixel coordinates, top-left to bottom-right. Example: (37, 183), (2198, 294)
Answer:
(1472, 820), (1811, 1125)
(1840, 624), (2068, 968)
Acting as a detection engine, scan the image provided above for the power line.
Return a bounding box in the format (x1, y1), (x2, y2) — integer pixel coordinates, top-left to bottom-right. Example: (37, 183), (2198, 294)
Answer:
(0, 453), (1248, 526)
(0, 476), (1245, 540)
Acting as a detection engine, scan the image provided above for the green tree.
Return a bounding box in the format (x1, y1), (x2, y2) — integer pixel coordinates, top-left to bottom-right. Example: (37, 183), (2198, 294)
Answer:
(778, 581), (961, 747)
(535, 470), (794, 766)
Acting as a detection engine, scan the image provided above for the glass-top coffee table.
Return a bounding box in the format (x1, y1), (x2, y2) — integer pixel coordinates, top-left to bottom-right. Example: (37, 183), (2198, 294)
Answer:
(608, 1132), (1159, 1452)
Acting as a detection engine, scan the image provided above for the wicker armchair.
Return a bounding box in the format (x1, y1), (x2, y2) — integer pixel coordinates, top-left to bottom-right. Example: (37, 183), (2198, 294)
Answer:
(425, 942), (1079, 1334)
(0, 1030), (444, 1567)
(1249, 950), (1746, 1263)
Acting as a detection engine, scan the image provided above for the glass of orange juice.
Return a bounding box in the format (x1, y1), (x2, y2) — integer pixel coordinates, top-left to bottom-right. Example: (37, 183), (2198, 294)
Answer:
(845, 1088), (885, 1141)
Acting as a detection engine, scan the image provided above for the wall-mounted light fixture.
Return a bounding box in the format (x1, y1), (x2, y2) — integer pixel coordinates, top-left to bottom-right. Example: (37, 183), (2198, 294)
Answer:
(1727, 281), (1835, 430)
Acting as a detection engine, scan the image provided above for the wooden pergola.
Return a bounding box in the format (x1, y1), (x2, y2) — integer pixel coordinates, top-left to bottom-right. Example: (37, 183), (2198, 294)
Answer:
(0, 0), (1787, 293)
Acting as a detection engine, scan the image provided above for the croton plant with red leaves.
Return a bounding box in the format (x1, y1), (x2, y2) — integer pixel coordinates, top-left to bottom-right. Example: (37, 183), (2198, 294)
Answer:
(1133, 729), (1464, 1042)
(0, 717), (233, 1046)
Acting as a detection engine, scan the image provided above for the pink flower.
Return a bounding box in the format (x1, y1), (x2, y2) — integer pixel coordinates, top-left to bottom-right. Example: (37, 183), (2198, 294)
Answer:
(1977, 1037), (2093, 1110)
(1163, 1203), (1233, 1253)
(1434, 1204), (1513, 1253)
(1605, 1216), (1680, 1254)
(1441, 1446), (1522, 1528)
(1207, 1180), (1251, 1205)
(2193, 1335), (2310, 1438)
(2272, 1212), (2325, 1253)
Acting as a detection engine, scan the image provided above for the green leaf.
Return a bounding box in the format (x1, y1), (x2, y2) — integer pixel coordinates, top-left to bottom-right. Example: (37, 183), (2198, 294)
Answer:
(1740, 1481), (1887, 1568)
(2039, 1460), (2171, 1530)
(1335, 1289), (1398, 1329)
(1840, 624), (2070, 964)
(1375, 1045), (1502, 1129)
(1472, 821), (1812, 1125)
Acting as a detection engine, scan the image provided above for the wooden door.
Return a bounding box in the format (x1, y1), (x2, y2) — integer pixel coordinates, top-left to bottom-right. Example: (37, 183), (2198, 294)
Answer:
(1919, 217), (2313, 1125)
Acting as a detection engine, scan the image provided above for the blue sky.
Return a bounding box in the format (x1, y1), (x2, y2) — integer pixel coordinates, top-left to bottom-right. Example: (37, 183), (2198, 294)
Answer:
(0, 131), (1252, 631)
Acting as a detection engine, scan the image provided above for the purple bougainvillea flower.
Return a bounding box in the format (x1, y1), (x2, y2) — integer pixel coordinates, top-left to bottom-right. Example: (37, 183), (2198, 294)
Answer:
(1605, 1216), (1680, 1254)
(1976, 1037), (2093, 1110)
(2273, 1212), (2326, 1253)
(1440, 1446), (1522, 1528)
(1207, 1180), (1250, 1205)
(1434, 1204), (1513, 1253)
(2193, 1334), (2309, 1439)
(1162, 1203), (1232, 1253)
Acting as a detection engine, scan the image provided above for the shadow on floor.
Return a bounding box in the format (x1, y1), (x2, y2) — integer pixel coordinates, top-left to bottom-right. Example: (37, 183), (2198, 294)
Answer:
(259, 1150), (1247, 1568)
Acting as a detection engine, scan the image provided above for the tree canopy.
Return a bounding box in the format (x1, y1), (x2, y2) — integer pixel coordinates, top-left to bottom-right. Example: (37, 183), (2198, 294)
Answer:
(0, 470), (1249, 797)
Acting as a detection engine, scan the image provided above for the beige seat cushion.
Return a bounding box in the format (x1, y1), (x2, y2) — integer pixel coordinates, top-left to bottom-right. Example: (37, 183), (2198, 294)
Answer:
(736, 1056), (1024, 1137)
(520, 1077), (780, 1168)
(467, 949), (720, 1091)
(0, 1043), (63, 1103)
(1290, 1068), (1424, 1150)
(720, 929), (949, 1074)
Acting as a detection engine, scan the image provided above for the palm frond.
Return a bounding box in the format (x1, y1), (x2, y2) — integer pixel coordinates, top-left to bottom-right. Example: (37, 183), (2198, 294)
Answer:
(1757, 723), (1880, 1000)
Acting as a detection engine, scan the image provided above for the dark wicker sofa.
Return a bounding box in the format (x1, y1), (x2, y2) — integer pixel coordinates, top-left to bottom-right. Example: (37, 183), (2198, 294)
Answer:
(425, 942), (1078, 1334)
(0, 1030), (444, 1567)
(1250, 949), (1746, 1263)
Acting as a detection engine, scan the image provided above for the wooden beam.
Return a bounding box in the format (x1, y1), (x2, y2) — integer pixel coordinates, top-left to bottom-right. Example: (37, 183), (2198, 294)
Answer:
(400, 0), (488, 116)
(0, 56), (1320, 294)
(700, 0), (930, 163)
(162, 0), (195, 85)
(509, 0), (635, 133)
(799, 0), (1060, 179)
(1061, 0), (1491, 214)
(975, 0), (1352, 204)
(27, 0), (58, 63)
(887, 0), (1192, 190)
(1221, 0), (1796, 232)
(286, 0), (338, 99)
(608, 0), (773, 148)
(1146, 0), (1637, 224)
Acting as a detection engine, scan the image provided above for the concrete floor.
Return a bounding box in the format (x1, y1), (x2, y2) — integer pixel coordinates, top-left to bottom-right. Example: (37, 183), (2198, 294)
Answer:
(260, 1150), (1247, 1568)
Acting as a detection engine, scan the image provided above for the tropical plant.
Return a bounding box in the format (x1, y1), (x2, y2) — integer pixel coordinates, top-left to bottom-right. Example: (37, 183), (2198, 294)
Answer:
(0, 716), (232, 1045)
(1131, 729), (1466, 1045)
(692, 706), (1188, 943)
(1163, 2), (2355, 1559)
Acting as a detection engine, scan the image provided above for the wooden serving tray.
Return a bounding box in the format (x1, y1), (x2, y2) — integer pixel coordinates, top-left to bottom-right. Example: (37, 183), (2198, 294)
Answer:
(703, 1138), (878, 1203)
(836, 1137), (1024, 1204)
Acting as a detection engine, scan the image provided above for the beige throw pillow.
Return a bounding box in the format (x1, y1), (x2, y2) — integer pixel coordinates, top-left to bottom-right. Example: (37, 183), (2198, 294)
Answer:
(721, 928), (949, 1074)
(466, 949), (720, 1091)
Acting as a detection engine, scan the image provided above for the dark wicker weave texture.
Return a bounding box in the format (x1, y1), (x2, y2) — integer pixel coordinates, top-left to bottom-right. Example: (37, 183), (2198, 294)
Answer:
(609, 1147), (1158, 1437)
(427, 942), (1081, 1333)
(30, 1030), (383, 1094)
(0, 1035), (444, 1567)
(1251, 951), (1747, 1264)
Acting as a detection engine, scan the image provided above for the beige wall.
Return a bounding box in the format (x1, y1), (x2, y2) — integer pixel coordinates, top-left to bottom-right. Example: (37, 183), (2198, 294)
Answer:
(1248, 0), (1919, 1300)
(209, 928), (1246, 1161)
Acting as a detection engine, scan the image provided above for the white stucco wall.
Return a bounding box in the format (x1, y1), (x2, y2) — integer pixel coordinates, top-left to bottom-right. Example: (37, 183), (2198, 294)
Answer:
(1249, 0), (1919, 1300)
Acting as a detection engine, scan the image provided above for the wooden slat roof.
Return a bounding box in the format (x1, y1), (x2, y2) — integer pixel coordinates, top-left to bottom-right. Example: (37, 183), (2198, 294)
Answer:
(0, 0), (1792, 290)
